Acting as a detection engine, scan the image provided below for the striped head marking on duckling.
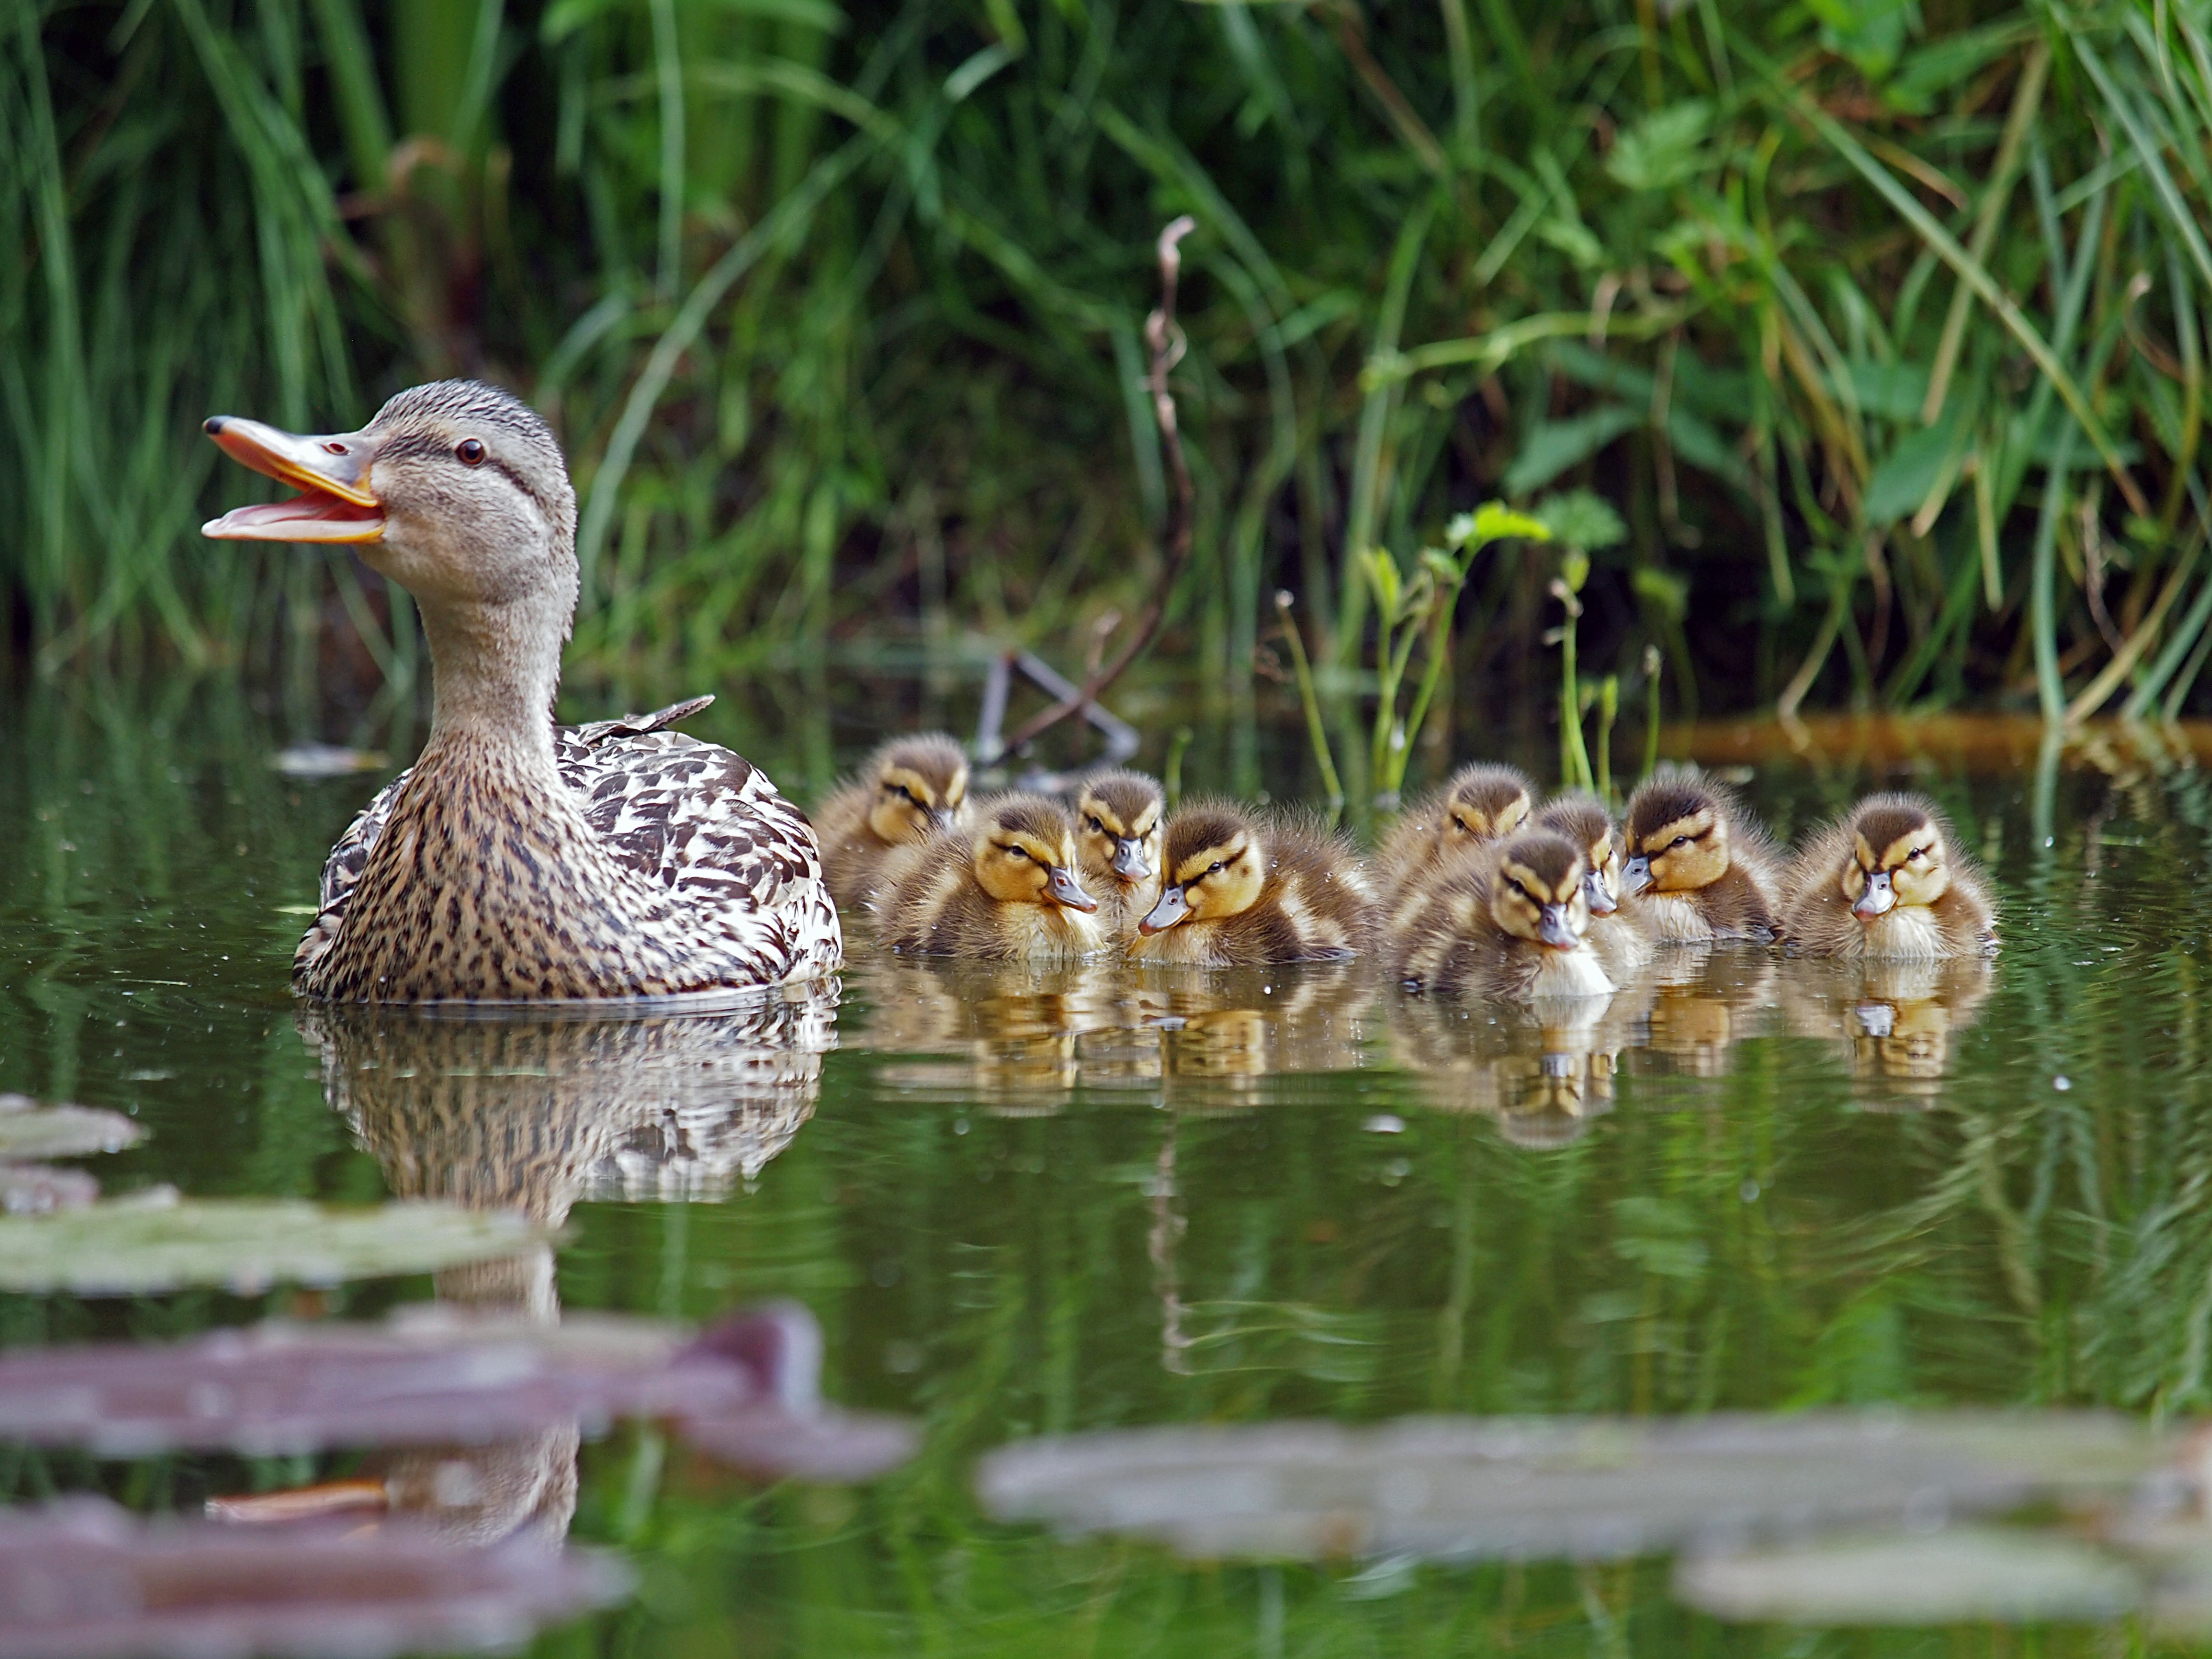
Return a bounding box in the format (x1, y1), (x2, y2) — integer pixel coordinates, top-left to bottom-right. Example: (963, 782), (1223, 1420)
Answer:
(1535, 796), (1622, 918)
(1442, 764), (1535, 845)
(867, 735), (970, 845)
(1075, 770), (1164, 885)
(972, 797), (1097, 914)
(1621, 778), (1732, 897)
(1841, 797), (1950, 920)
(1489, 830), (1592, 951)
(1138, 807), (1264, 935)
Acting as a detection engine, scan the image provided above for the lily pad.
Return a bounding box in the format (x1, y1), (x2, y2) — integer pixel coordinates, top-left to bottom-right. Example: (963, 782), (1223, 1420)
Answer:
(0, 1094), (140, 1161)
(1675, 1528), (2143, 1626)
(0, 1196), (546, 1296)
(0, 1495), (627, 1658)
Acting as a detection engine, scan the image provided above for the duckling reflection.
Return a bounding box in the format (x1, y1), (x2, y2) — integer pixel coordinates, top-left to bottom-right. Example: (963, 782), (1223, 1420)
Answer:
(1389, 992), (1628, 1148)
(276, 991), (833, 1545)
(1777, 955), (1994, 1109)
(1135, 963), (1379, 1112)
(1619, 945), (1781, 1082)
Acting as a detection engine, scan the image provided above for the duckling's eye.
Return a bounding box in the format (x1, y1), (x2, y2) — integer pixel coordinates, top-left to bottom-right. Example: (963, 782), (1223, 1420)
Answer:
(455, 438), (487, 466)
(1907, 846), (1931, 863)
(1669, 835), (1691, 850)
(1087, 816), (1105, 834)
(1208, 861), (1224, 875)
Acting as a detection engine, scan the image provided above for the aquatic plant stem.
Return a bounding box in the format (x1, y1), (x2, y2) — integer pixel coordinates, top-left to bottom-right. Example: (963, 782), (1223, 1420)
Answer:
(1275, 589), (1345, 817)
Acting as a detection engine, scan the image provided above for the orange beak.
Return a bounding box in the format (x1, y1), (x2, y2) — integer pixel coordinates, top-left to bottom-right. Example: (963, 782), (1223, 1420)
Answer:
(200, 416), (384, 543)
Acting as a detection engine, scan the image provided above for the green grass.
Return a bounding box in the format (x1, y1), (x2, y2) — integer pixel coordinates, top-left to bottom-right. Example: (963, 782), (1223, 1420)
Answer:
(7, 0), (2212, 764)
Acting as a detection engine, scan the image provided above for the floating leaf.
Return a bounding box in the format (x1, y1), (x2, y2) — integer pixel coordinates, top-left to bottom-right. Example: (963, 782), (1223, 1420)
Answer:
(977, 1413), (2163, 1564)
(0, 1197), (547, 1296)
(0, 1094), (140, 1161)
(1676, 1528), (2142, 1626)
(0, 1496), (628, 1659)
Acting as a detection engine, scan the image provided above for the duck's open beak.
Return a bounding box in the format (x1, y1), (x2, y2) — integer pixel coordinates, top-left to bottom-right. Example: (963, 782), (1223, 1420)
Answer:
(1138, 883), (1189, 935)
(1583, 869), (1617, 916)
(200, 416), (384, 543)
(1621, 854), (1653, 897)
(1538, 903), (1580, 949)
(1112, 837), (1152, 881)
(1046, 866), (1098, 912)
(1853, 870), (1897, 919)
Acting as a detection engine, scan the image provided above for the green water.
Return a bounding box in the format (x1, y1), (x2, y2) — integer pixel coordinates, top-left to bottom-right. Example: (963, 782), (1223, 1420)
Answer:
(3, 681), (2210, 1654)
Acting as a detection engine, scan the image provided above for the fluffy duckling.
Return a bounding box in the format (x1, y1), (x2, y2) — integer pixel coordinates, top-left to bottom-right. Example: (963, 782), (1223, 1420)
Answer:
(1376, 762), (1536, 888)
(1780, 793), (1997, 959)
(1619, 771), (1782, 944)
(816, 734), (972, 911)
(1534, 794), (1653, 978)
(877, 795), (1105, 963)
(1130, 804), (1375, 966)
(1072, 769), (1165, 943)
(1391, 830), (1616, 1001)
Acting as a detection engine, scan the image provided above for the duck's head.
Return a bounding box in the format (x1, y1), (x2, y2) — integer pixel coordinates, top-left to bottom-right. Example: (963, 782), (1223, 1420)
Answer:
(1438, 763), (1534, 847)
(865, 735), (970, 845)
(203, 381), (577, 733)
(1488, 830), (1591, 951)
(1621, 776), (1731, 897)
(1075, 770), (1164, 885)
(1139, 806), (1264, 935)
(1535, 795), (1622, 917)
(971, 796), (1096, 913)
(1840, 795), (1952, 919)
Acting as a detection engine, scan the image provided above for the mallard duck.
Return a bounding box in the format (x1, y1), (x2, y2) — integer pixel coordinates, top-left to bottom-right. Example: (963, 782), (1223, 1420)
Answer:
(1129, 803), (1375, 965)
(1375, 762), (1536, 888)
(1780, 793), (1997, 959)
(876, 794), (1106, 962)
(203, 381), (840, 1002)
(1390, 830), (1616, 1001)
(1072, 769), (1165, 942)
(1534, 793), (1652, 977)
(815, 734), (973, 911)
(1619, 770), (1781, 944)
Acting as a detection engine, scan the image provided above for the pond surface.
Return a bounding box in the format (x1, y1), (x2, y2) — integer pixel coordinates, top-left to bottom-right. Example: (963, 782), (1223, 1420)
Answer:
(3, 682), (2212, 1654)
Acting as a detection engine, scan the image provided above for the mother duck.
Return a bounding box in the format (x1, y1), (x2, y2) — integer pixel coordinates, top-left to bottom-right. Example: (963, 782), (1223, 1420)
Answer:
(203, 379), (842, 1002)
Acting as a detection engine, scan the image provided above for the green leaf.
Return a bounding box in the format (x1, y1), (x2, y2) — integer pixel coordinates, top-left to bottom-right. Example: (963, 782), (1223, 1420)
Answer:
(1535, 488), (1628, 553)
(1444, 503), (1552, 556)
(1845, 360), (1933, 423)
(1507, 407), (1642, 496)
(0, 1197), (548, 1296)
(1361, 547), (1403, 622)
(1632, 566), (1690, 623)
(1866, 420), (1964, 526)
(1606, 100), (1713, 193)
(1806, 0), (1918, 83)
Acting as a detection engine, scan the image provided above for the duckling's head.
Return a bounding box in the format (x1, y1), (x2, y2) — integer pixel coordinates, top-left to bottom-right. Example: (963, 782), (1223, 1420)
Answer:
(1139, 806), (1265, 935)
(1438, 763), (1535, 847)
(203, 381), (578, 730)
(1840, 795), (1952, 919)
(1535, 795), (1622, 917)
(1487, 830), (1592, 951)
(1621, 776), (1732, 897)
(1074, 770), (1165, 885)
(970, 795), (1097, 913)
(864, 734), (971, 845)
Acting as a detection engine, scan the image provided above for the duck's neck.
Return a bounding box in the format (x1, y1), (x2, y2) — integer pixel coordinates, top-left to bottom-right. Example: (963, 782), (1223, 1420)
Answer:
(417, 591), (569, 769)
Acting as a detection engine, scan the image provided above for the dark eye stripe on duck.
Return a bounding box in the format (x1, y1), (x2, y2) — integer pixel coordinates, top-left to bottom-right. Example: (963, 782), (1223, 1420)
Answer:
(374, 431), (559, 525)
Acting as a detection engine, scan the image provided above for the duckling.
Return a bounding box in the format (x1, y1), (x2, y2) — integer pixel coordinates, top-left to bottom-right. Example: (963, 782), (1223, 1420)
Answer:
(1129, 804), (1375, 966)
(814, 734), (973, 911)
(877, 795), (1106, 963)
(1391, 830), (1616, 1001)
(1375, 762), (1536, 889)
(1534, 793), (1653, 977)
(1780, 793), (1997, 959)
(1072, 769), (1165, 943)
(1619, 770), (1782, 944)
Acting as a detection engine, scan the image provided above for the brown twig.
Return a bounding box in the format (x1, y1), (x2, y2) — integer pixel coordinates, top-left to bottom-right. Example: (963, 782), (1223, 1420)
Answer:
(998, 216), (1197, 756)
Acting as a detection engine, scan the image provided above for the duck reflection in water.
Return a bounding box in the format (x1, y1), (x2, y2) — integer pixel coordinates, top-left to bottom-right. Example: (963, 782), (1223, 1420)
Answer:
(851, 954), (1377, 1115)
(218, 992), (835, 1545)
(1390, 993), (1627, 1148)
(1618, 944), (1781, 1084)
(1778, 956), (1994, 1109)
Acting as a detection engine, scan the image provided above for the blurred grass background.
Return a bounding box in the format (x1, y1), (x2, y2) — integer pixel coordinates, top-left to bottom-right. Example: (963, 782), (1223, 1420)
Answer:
(4, 0), (2210, 738)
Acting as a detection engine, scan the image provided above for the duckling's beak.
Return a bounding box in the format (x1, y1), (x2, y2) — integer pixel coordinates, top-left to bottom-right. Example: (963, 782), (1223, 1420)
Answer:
(1112, 837), (1152, 881)
(1621, 854), (1653, 897)
(200, 416), (384, 543)
(1046, 866), (1098, 912)
(1853, 870), (1897, 919)
(1538, 903), (1579, 950)
(1583, 869), (1617, 916)
(1138, 883), (1190, 935)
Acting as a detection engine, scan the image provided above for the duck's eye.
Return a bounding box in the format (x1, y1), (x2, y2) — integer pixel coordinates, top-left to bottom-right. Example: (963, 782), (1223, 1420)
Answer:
(1669, 835), (1691, 850)
(1088, 816), (1105, 834)
(1907, 846), (1930, 863)
(1208, 861), (1225, 875)
(455, 438), (487, 466)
